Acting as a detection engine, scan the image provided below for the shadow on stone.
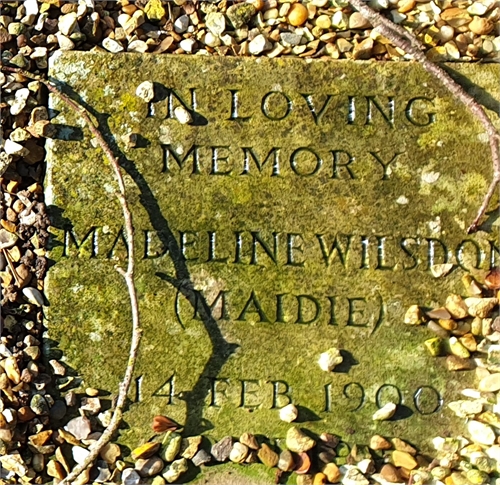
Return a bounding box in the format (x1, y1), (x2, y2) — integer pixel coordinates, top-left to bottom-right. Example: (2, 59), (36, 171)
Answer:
(333, 350), (359, 374)
(295, 405), (322, 423)
(47, 79), (238, 451)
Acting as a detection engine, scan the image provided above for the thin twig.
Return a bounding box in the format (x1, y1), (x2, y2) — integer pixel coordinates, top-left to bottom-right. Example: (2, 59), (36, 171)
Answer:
(347, 0), (500, 233)
(1, 65), (142, 483)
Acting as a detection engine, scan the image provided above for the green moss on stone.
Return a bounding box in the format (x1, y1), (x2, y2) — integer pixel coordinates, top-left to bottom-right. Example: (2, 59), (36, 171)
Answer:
(45, 54), (499, 455)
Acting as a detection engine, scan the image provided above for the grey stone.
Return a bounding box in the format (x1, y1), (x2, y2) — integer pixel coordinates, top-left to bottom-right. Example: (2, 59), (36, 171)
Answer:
(192, 449), (211, 467)
(135, 456), (164, 477)
(46, 54), (499, 451)
(211, 436), (233, 462)
(65, 416), (92, 440)
(281, 32), (303, 46)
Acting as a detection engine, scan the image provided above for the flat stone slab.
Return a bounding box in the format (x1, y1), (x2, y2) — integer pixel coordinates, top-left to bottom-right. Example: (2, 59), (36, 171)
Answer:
(46, 52), (500, 450)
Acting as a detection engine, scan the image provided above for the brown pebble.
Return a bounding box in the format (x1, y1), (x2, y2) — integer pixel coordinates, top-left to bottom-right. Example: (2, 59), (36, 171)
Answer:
(468, 16), (493, 35)
(398, 0), (416, 13)
(380, 464), (402, 483)
(391, 438), (416, 455)
(122, 4), (138, 15)
(18, 406), (36, 422)
(446, 355), (475, 371)
(369, 434), (392, 450)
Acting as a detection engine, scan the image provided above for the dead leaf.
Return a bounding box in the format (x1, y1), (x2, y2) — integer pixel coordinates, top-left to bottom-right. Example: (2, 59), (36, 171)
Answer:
(152, 415), (179, 433)
(485, 268), (500, 290)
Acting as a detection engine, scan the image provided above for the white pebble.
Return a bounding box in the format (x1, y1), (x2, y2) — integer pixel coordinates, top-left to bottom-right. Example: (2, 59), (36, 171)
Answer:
(318, 347), (343, 372)
(174, 106), (193, 125)
(102, 37), (124, 53)
(22, 287), (44, 306)
(10, 88), (30, 116)
(135, 81), (155, 103)
(468, 420), (495, 445)
(4, 139), (29, 157)
(72, 446), (91, 465)
(180, 38), (196, 53)
(372, 402), (397, 421)
(249, 34), (272, 55)
(279, 403), (298, 423)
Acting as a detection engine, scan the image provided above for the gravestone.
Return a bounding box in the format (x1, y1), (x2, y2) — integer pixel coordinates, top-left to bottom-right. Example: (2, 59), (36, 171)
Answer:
(46, 52), (500, 451)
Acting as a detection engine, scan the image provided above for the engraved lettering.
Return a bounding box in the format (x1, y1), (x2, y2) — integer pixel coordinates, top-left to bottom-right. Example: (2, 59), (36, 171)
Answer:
(228, 89), (252, 121)
(490, 240), (500, 268)
(193, 290), (230, 321)
(376, 236), (396, 270)
(413, 385), (443, 414)
(401, 237), (419, 270)
(179, 231), (199, 261)
(317, 234), (352, 267)
(327, 296), (338, 326)
(237, 291), (271, 323)
(276, 294), (288, 323)
(144, 230), (168, 259)
(365, 96), (394, 127)
(240, 380), (262, 409)
(63, 226), (98, 258)
(161, 144), (200, 174)
(209, 378), (230, 407)
(376, 383), (402, 408)
(286, 233), (305, 267)
(107, 227), (128, 259)
(234, 231), (244, 264)
(134, 375), (143, 403)
(343, 382), (365, 411)
(210, 146), (232, 175)
(347, 297), (369, 327)
(261, 91), (292, 120)
(301, 93), (334, 125)
(290, 147), (323, 176)
(251, 231), (279, 265)
(331, 150), (356, 179)
(360, 235), (370, 269)
(426, 238), (449, 268)
(405, 97), (436, 126)
(271, 380), (292, 408)
(152, 374), (176, 405)
(241, 147), (281, 176)
(207, 231), (229, 263)
(456, 239), (484, 271)
(295, 294), (321, 324)
(370, 151), (403, 180)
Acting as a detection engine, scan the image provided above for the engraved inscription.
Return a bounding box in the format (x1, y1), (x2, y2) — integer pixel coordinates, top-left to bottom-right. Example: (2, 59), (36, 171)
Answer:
(47, 55), (500, 444)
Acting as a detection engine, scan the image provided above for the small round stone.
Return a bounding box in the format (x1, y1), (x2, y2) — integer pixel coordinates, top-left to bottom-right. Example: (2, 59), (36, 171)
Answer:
(372, 402), (397, 421)
(229, 442), (249, 463)
(316, 15), (331, 29)
(318, 348), (343, 371)
(135, 456), (164, 477)
(287, 3), (308, 26)
(136, 81), (155, 103)
(279, 403), (298, 423)
(468, 17), (493, 35)
(286, 427), (315, 453)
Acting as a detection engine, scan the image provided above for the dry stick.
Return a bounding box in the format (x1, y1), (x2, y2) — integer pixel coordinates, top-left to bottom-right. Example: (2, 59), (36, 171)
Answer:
(2, 248), (22, 287)
(1, 65), (141, 483)
(348, 0), (500, 233)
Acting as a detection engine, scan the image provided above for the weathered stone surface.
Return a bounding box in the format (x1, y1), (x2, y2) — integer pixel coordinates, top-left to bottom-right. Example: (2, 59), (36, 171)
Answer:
(46, 53), (500, 449)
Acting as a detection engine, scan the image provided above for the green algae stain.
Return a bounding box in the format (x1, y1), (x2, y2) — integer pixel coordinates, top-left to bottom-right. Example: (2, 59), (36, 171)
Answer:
(46, 53), (500, 456)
